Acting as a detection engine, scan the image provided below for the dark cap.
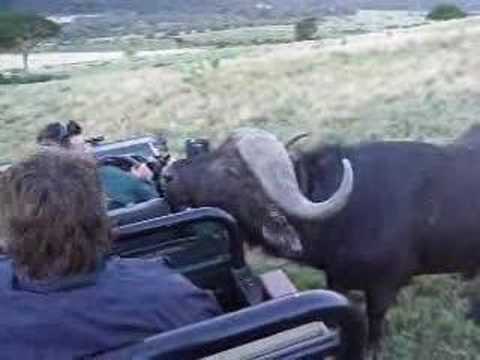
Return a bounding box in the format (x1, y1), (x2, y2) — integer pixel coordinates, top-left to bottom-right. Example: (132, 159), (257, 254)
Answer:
(36, 121), (83, 147)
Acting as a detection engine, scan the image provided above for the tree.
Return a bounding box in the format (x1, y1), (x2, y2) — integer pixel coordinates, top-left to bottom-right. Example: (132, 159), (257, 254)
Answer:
(0, 12), (60, 72)
(294, 17), (318, 41)
(426, 4), (467, 21)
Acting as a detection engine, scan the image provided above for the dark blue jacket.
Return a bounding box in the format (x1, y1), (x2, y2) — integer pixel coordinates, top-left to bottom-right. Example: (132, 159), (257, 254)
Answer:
(0, 256), (222, 359)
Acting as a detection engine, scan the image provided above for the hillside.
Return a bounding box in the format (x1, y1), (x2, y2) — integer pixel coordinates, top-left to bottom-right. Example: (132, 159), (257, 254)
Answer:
(360, 0), (480, 10)
(2, 0), (356, 17)
(3, 0), (480, 15)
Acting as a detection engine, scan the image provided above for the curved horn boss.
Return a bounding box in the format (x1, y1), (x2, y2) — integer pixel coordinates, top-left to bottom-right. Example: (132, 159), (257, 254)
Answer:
(234, 129), (354, 221)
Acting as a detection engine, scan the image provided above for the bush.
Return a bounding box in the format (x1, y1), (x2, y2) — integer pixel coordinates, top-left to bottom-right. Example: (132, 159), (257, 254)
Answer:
(294, 17), (318, 41)
(164, 29), (180, 37)
(426, 4), (467, 21)
(0, 73), (69, 85)
(122, 46), (137, 60)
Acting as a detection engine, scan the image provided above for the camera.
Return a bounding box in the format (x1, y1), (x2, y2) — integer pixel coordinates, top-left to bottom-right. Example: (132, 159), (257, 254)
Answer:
(185, 138), (210, 159)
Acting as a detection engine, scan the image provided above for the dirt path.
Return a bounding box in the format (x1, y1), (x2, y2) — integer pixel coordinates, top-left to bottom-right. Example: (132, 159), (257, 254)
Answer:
(0, 48), (206, 72)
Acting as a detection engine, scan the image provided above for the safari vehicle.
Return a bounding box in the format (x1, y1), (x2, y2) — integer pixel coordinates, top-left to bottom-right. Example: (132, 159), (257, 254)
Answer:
(84, 136), (367, 360)
(0, 136), (366, 359)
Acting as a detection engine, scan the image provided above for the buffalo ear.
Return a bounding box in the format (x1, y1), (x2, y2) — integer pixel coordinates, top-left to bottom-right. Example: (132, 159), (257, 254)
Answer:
(291, 156), (309, 195)
(288, 149), (301, 164)
(313, 149), (344, 178)
(316, 152), (336, 169)
(261, 205), (303, 256)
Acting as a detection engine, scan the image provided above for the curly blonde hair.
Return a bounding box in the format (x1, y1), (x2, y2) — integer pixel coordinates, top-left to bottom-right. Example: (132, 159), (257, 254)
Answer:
(0, 149), (111, 279)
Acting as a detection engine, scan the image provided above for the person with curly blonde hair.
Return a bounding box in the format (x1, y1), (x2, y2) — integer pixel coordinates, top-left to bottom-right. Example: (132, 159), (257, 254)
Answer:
(0, 150), (221, 359)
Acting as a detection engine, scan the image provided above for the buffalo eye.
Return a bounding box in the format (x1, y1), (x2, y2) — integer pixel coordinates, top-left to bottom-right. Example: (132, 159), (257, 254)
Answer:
(163, 174), (174, 183)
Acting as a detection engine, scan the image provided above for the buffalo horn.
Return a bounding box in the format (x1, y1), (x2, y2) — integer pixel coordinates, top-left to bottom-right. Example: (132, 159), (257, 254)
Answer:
(236, 129), (353, 221)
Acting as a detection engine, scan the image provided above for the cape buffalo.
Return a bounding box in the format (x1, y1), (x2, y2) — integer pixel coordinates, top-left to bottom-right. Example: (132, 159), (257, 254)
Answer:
(164, 127), (480, 358)
(455, 124), (480, 148)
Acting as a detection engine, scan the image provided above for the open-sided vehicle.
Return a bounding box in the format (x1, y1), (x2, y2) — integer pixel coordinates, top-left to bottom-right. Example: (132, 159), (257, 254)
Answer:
(93, 135), (158, 161)
(2, 135), (367, 359)
(86, 136), (367, 359)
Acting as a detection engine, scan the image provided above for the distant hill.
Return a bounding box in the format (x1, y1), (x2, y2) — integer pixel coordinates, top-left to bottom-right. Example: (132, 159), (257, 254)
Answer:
(358, 0), (480, 10)
(2, 0), (356, 17)
(2, 0), (480, 15)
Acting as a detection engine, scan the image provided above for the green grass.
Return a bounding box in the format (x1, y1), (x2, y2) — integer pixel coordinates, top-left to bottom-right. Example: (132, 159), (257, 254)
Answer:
(31, 10), (428, 53)
(248, 252), (480, 359)
(179, 25), (294, 47)
(178, 10), (428, 47)
(386, 276), (480, 360)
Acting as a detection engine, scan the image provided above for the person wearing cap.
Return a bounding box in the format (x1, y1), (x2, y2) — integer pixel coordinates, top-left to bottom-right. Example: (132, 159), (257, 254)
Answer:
(36, 121), (159, 209)
(36, 120), (89, 152)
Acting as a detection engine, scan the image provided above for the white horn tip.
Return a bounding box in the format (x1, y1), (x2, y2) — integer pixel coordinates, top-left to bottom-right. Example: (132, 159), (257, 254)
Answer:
(341, 158), (354, 194)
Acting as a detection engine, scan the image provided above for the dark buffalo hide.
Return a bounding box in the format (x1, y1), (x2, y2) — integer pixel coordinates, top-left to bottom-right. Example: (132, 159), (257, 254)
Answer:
(164, 125), (480, 357)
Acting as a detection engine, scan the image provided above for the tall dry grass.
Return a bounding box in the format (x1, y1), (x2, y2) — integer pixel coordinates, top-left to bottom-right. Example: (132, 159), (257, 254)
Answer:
(1, 17), (479, 162)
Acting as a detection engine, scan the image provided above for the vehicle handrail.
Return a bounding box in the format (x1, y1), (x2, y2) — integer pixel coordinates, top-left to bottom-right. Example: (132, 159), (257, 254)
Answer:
(90, 290), (366, 360)
(112, 207), (245, 269)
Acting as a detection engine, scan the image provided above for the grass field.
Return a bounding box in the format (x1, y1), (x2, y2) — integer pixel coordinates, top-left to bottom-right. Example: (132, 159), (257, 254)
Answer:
(179, 10), (428, 46)
(1, 11), (480, 359)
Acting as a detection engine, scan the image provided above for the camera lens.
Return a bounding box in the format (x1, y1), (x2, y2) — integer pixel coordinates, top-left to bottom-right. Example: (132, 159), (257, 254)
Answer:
(185, 139), (210, 158)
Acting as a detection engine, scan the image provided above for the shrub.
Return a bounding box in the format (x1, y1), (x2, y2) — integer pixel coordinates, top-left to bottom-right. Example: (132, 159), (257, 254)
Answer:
(164, 29), (180, 37)
(426, 4), (467, 21)
(0, 73), (69, 85)
(145, 32), (156, 40)
(294, 17), (318, 41)
(122, 46), (137, 60)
